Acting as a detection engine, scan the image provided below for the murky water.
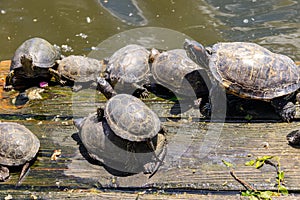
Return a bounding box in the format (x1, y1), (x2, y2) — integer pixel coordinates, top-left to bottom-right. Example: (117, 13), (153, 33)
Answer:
(0, 0), (299, 60)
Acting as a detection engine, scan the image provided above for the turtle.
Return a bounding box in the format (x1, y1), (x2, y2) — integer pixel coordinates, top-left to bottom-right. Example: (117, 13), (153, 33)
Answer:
(4, 37), (61, 91)
(73, 94), (167, 176)
(49, 55), (107, 92)
(0, 122), (40, 185)
(148, 48), (209, 108)
(184, 39), (300, 121)
(97, 44), (151, 99)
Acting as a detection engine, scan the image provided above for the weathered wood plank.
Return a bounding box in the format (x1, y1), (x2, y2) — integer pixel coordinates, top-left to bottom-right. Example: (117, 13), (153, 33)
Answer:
(2, 60), (300, 199)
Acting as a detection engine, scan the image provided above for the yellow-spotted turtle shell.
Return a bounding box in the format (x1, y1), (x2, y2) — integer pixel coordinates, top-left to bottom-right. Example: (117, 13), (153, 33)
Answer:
(206, 42), (299, 100)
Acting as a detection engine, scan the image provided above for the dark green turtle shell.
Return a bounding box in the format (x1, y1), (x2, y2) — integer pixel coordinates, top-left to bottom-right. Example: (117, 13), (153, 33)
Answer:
(0, 122), (40, 166)
(209, 42), (300, 100)
(106, 44), (150, 84)
(151, 49), (206, 97)
(56, 55), (106, 82)
(10, 37), (61, 70)
(105, 94), (160, 142)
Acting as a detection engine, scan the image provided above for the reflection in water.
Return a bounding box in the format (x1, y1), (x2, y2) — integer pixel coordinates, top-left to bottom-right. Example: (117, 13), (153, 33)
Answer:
(0, 0), (299, 60)
(98, 0), (147, 26)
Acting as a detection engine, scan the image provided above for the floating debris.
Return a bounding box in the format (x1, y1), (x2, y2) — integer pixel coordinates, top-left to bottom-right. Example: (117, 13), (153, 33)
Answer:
(61, 44), (74, 52)
(1, 10), (6, 14)
(51, 149), (62, 161)
(86, 16), (91, 23)
(75, 33), (88, 39)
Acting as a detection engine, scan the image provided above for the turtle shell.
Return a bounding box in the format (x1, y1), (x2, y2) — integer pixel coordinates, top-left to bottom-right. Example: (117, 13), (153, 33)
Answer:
(57, 55), (106, 82)
(107, 44), (150, 84)
(105, 94), (160, 141)
(0, 122), (40, 166)
(209, 42), (300, 100)
(10, 37), (61, 70)
(74, 112), (166, 174)
(152, 49), (207, 97)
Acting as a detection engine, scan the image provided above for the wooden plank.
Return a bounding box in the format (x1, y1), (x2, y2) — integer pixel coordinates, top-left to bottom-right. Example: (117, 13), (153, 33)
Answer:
(2, 60), (300, 199)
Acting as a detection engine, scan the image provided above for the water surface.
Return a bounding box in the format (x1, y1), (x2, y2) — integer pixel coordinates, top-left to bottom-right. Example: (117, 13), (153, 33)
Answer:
(0, 0), (299, 60)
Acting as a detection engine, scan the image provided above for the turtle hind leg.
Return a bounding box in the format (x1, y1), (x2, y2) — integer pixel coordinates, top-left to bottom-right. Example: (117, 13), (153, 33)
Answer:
(271, 97), (296, 122)
(72, 84), (83, 92)
(0, 166), (10, 182)
(16, 161), (31, 186)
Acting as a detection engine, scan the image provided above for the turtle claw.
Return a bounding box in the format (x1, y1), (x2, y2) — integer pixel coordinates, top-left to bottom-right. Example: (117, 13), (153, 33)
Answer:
(200, 102), (212, 117)
(137, 89), (150, 99)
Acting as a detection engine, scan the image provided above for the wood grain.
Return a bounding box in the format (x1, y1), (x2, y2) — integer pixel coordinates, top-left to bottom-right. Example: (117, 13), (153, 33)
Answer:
(1, 60), (300, 199)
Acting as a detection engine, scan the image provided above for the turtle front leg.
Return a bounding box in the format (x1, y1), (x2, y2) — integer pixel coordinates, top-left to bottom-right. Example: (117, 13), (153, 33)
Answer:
(4, 70), (14, 91)
(144, 130), (167, 178)
(271, 97), (296, 122)
(96, 77), (117, 99)
(0, 166), (9, 182)
(49, 68), (67, 86)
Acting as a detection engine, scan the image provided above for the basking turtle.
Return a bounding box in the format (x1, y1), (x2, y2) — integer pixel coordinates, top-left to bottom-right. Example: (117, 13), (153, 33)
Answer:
(149, 48), (209, 101)
(49, 55), (107, 92)
(74, 94), (167, 176)
(0, 122), (40, 185)
(97, 44), (151, 99)
(184, 39), (300, 121)
(5, 37), (61, 91)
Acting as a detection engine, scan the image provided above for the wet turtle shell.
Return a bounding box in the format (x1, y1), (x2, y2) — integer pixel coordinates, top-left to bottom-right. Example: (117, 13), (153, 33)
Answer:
(106, 44), (150, 84)
(10, 37), (61, 72)
(105, 94), (160, 142)
(151, 49), (209, 97)
(0, 122), (40, 166)
(52, 55), (106, 83)
(187, 41), (300, 100)
(74, 111), (166, 175)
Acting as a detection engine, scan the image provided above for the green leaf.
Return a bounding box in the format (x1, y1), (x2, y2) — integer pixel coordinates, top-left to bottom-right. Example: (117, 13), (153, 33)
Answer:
(222, 160), (233, 167)
(249, 196), (259, 200)
(245, 160), (256, 166)
(241, 191), (250, 196)
(278, 171), (285, 181)
(257, 155), (273, 161)
(278, 185), (289, 195)
(259, 191), (276, 199)
(255, 160), (265, 169)
(245, 114), (253, 121)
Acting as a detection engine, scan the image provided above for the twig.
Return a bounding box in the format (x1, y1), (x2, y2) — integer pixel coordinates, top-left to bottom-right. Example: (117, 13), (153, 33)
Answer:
(230, 170), (256, 191)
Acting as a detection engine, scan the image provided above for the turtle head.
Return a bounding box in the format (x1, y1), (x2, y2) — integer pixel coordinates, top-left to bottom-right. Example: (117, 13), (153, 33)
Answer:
(149, 48), (160, 63)
(20, 54), (36, 77)
(73, 118), (85, 130)
(183, 39), (210, 69)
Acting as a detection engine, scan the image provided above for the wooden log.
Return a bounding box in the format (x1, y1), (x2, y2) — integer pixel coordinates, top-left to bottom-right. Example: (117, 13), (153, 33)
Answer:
(2, 60), (300, 199)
